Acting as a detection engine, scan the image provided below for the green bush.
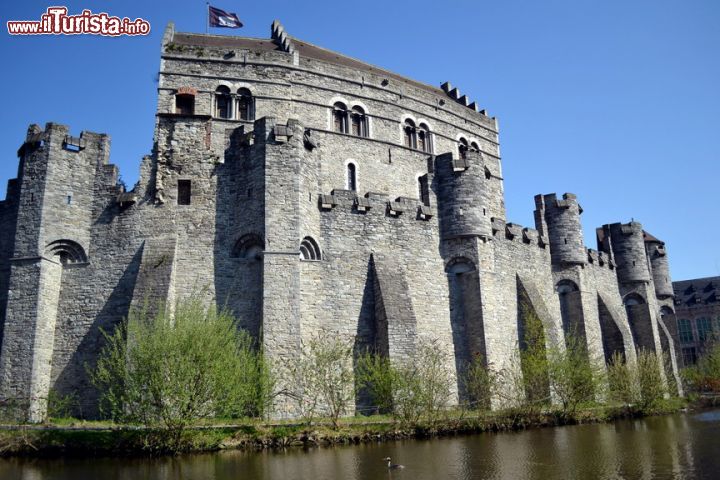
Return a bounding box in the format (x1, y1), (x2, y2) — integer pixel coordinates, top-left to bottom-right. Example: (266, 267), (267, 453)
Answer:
(356, 339), (454, 425)
(607, 349), (666, 411)
(547, 334), (603, 416)
(683, 341), (720, 394)
(636, 349), (666, 410)
(461, 353), (497, 411)
(90, 298), (272, 441)
(285, 331), (355, 428)
(607, 351), (637, 405)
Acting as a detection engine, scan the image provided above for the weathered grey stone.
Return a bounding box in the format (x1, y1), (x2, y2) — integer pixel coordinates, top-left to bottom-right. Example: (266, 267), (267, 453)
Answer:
(0, 20), (682, 421)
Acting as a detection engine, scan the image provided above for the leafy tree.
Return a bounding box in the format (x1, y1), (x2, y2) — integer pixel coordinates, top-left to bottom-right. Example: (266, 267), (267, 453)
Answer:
(90, 298), (272, 445)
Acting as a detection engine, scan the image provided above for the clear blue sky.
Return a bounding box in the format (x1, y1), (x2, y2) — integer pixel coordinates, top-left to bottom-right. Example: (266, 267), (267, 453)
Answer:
(1, 0), (718, 280)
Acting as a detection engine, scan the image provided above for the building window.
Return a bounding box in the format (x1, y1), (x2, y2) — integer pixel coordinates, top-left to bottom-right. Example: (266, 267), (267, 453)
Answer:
(458, 137), (469, 159)
(175, 94), (194, 115)
(682, 346), (697, 366)
(678, 318), (694, 343)
(470, 141), (480, 153)
(177, 179), (192, 205)
(418, 175), (430, 206)
(623, 293), (644, 307)
(299, 236), (322, 261)
(214, 85), (232, 119)
(347, 163), (357, 191)
(350, 106), (368, 137)
(697, 317), (713, 343)
(404, 119), (417, 148)
(237, 88), (254, 120)
(418, 123), (433, 153)
(333, 102), (348, 133)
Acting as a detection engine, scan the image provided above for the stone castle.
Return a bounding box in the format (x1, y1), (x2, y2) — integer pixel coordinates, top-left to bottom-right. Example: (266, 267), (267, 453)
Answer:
(0, 21), (683, 421)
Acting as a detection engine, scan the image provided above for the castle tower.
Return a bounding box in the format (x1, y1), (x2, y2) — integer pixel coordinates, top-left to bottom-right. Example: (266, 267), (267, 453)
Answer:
(435, 150), (492, 240)
(644, 234), (674, 299)
(603, 222), (651, 284)
(534, 193), (585, 266)
(434, 149), (491, 399)
(253, 116), (307, 416)
(0, 123), (108, 422)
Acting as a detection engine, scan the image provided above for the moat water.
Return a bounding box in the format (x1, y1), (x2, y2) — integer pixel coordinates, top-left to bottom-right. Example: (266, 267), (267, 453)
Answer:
(1, 410), (719, 480)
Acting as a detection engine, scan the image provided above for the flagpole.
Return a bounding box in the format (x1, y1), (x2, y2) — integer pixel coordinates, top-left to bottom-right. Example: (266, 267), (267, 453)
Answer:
(206, 2), (209, 34)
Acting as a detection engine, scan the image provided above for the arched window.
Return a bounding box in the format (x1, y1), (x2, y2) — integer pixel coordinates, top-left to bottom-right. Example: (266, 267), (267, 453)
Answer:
(347, 163), (357, 191)
(446, 256), (476, 274)
(350, 106), (368, 137)
(623, 293), (645, 307)
(45, 239), (88, 265)
(458, 137), (469, 159)
(470, 141), (480, 153)
(556, 279), (579, 294)
(214, 85), (232, 119)
(418, 123), (432, 153)
(333, 102), (348, 133)
(231, 233), (264, 260)
(403, 119), (417, 149)
(237, 88), (254, 121)
(299, 236), (322, 261)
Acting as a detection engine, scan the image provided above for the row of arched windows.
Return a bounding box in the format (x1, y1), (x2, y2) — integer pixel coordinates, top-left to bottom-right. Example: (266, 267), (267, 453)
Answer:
(232, 234), (322, 262)
(188, 90), (482, 158)
(331, 103), (483, 159)
(214, 86), (255, 120)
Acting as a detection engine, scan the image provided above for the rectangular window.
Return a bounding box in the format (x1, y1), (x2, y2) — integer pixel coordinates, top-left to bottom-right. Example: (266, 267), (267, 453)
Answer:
(177, 180), (192, 205)
(697, 317), (713, 343)
(419, 175), (430, 206)
(682, 347), (697, 366)
(175, 95), (194, 115)
(678, 319), (694, 343)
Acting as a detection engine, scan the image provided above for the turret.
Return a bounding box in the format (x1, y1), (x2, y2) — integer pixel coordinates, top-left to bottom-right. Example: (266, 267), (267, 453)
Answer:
(435, 150), (492, 239)
(601, 221), (651, 284)
(534, 193), (585, 266)
(644, 232), (673, 298)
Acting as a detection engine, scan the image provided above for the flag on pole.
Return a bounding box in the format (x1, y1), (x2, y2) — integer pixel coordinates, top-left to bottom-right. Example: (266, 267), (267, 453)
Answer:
(208, 5), (243, 28)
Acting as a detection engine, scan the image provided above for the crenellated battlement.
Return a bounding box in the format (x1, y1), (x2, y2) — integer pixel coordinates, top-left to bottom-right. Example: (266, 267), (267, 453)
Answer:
(320, 189), (436, 223)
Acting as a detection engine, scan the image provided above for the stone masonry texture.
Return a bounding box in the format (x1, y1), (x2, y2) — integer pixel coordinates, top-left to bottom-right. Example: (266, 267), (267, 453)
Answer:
(0, 21), (683, 420)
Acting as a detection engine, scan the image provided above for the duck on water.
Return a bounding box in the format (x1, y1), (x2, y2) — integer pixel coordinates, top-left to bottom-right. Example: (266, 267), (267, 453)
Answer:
(383, 458), (405, 470)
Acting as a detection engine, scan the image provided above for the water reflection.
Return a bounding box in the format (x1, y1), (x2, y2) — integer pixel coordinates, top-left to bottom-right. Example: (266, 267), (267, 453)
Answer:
(1, 410), (718, 480)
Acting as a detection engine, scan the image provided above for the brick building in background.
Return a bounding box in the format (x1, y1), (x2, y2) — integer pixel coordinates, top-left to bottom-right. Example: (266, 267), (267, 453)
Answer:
(672, 276), (720, 366)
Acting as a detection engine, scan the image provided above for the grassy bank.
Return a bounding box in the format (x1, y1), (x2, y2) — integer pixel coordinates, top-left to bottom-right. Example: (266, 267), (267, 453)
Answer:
(0, 398), (689, 458)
